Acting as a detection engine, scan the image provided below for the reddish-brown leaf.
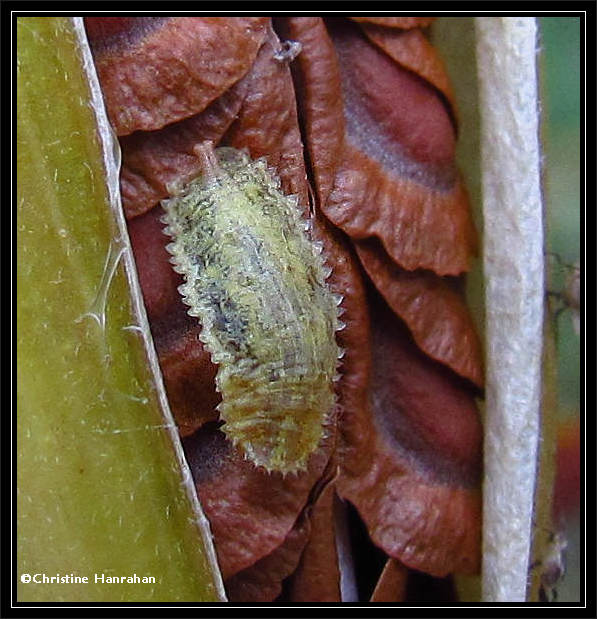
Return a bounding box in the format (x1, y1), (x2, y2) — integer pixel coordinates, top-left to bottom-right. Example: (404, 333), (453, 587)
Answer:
(336, 294), (482, 577)
(350, 17), (436, 29)
(225, 510), (312, 602)
(223, 23), (310, 207)
(128, 206), (220, 435)
(183, 420), (335, 580)
(279, 17), (346, 209)
(553, 419), (581, 525)
(288, 482), (342, 602)
(313, 214), (374, 458)
(127, 205), (183, 324)
(326, 146), (476, 275)
(85, 17), (268, 135)
(355, 238), (484, 388)
(329, 19), (454, 165)
(157, 325), (221, 437)
(370, 558), (409, 602)
(322, 19), (477, 275)
(84, 16), (149, 40)
(357, 23), (456, 115)
(120, 79), (249, 219)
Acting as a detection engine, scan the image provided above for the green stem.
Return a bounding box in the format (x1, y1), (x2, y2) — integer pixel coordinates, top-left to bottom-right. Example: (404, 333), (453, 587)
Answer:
(17, 16), (224, 603)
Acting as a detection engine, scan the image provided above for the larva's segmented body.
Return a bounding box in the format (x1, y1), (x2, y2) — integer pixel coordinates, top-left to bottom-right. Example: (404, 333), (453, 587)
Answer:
(162, 143), (340, 474)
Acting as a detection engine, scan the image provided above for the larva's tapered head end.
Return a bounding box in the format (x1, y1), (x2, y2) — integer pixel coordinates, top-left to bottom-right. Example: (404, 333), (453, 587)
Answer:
(193, 141), (222, 180)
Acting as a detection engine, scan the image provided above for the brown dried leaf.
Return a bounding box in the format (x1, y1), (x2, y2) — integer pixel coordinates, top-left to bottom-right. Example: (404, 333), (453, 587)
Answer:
(331, 18), (455, 169)
(183, 420), (335, 580)
(350, 17), (436, 29)
(313, 214), (374, 456)
(355, 238), (484, 388)
(288, 482), (342, 602)
(128, 206), (220, 435)
(157, 325), (221, 437)
(225, 510), (312, 602)
(323, 19), (477, 275)
(337, 294), (482, 577)
(85, 17), (268, 135)
(223, 23), (310, 207)
(120, 79), (249, 219)
(357, 23), (456, 115)
(370, 558), (409, 602)
(280, 17), (346, 209)
(127, 205), (184, 324)
(326, 146), (476, 275)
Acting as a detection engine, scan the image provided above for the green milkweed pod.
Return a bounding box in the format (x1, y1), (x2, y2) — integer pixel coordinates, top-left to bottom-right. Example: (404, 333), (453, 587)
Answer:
(162, 142), (340, 474)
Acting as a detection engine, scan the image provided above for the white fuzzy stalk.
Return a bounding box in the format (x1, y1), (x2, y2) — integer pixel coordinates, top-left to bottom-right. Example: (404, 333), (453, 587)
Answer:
(476, 17), (544, 603)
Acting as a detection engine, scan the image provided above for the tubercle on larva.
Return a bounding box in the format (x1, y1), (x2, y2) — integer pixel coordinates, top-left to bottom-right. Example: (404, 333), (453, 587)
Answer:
(161, 141), (344, 476)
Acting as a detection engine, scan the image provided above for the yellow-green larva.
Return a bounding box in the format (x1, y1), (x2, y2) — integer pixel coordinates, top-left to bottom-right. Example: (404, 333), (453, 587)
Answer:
(162, 142), (340, 474)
